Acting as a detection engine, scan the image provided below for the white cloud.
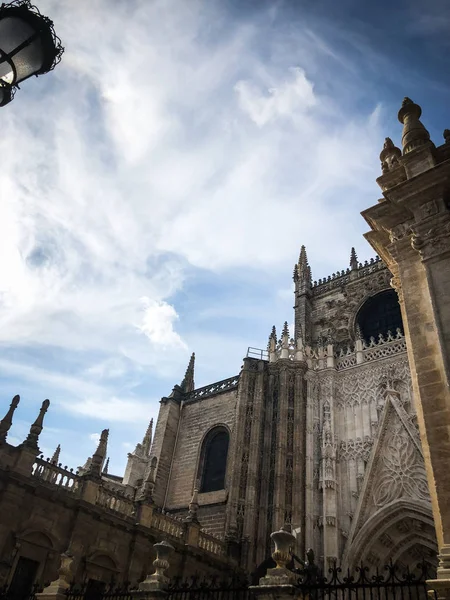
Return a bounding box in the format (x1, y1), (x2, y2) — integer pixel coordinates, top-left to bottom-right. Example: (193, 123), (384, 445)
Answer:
(89, 432), (100, 445)
(235, 67), (316, 127)
(0, 0), (391, 461)
(65, 397), (152, 424)
(138, 297), (186, 349)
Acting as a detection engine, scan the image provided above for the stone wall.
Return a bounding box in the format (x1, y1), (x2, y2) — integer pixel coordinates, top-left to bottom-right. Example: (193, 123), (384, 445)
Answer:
(0, 445), (238, 589)
(166, 389), (237, 511)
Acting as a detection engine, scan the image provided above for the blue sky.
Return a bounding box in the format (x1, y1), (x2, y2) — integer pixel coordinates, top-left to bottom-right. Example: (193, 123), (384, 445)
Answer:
(0, 0), (448, 476)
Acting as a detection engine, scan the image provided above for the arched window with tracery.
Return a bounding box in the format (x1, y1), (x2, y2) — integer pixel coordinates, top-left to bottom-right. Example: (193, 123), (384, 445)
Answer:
(356, 289), (404, 343)
(199, 427), (229, 493)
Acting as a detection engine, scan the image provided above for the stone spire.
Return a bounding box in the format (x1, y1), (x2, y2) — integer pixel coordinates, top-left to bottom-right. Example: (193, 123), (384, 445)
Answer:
(23, 399), (50, 450)
(180, 353), (195, 394)
(0, 394), (20, 443)
(51, 444), (61, 464)
(298, 245), (312, 284)
(349, 247), (358, 271)
(280, 322), (290, 359)
(88, 429), (109, 477)
(379, 137), (402, 173)
(398, 97), (431, 154)
(142, 418), (153, 457)
(294, 244), (312, 343)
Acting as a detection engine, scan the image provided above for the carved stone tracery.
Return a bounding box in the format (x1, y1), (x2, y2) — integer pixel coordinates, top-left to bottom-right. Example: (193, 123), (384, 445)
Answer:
(373, 419), (429, 507)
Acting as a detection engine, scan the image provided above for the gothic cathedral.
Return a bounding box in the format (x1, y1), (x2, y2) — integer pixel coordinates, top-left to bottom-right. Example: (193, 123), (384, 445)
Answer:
(148, 245), (436, 575)
(1, 97), (448, 588)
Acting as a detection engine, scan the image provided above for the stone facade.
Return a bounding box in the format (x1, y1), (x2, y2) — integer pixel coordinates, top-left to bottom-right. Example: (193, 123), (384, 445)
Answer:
(362, 99), (450, 597)
(149, 254), (438, 575)
(0, 400), (239, 593)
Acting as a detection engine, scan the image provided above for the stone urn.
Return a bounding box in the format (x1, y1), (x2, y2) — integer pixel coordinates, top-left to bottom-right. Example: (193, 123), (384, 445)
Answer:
(138, 540), (174, 592)
(271, 525), (296, 570)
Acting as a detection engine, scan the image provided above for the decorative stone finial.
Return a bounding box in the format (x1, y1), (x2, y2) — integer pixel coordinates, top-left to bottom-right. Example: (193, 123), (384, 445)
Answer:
(0, 395), (20, 443)
(350, 247), (358, 270)
(398, 97), (431, 154)
(268, 326), (277, 356)
(180, 353), (195, 394)
(379, 137), (402, 173)
(23, 399), (50, 450)
(51, 444), (61, 464)
(186, 482), (199, 523)
(444, 129), (450, 144)
(282, 321), (289, 339)
(88, 428), (109, 476)
(138, 456), (157, 502)
(138, 540), (175, 592)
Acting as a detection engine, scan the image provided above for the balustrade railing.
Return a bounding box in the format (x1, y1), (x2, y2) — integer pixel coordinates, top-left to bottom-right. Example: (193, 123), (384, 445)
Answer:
(198, 531), (226, 556)
(95, 486), (135, 518)
(334, 329), (406, 371)
(185, 376), (240, 402)
(151, 510), (185, 539)
(31, 457), (79, 492)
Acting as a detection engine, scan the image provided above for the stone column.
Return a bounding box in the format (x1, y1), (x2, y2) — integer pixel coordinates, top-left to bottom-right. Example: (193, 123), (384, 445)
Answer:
(273, 363), (288, 532)
(292, 363), (308, 557)
(361, 98), (450, 595)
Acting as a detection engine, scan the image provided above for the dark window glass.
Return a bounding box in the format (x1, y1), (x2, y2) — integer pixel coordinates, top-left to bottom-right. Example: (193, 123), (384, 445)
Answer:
(357, 289), (403, 342)
(201, 430), (229, 493)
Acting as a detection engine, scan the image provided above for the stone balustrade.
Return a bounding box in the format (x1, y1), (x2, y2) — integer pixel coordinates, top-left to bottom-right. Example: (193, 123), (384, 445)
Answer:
(32, 457), (79, 492)
(334, 329), (406, 371)
(185, 376), (240, 402)
(151, 510), (185, 539)
(95, 485), (135, 517)
(198, 530), (226, 556)
(30, 456), (226, 552)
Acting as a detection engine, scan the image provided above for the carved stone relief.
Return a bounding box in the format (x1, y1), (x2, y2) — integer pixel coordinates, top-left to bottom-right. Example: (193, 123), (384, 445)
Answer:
(373, 419), (429, 507)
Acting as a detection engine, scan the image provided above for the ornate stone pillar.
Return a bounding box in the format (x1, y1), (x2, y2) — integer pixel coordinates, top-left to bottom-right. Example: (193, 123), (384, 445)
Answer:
(362, 98), (450, 593)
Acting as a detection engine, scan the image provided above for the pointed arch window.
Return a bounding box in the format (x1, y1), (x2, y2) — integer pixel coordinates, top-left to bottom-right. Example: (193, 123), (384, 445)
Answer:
(199, 427), (229, 493)
(356, 289), (403, 343)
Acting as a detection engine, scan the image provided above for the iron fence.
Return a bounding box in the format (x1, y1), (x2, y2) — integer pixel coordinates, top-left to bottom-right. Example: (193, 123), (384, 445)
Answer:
(66, 582), (136, 600)
(0, 561), (438, 600)
(294, 560), (437, 600)
(167, 575), (249, 600)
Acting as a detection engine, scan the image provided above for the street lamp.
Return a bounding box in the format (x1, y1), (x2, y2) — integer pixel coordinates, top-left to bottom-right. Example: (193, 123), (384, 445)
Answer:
(0, 0), (63, 107)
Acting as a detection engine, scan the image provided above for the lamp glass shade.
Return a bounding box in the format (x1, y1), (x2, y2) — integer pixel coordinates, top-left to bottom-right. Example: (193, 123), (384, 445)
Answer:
(0, 9), (53, 85)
